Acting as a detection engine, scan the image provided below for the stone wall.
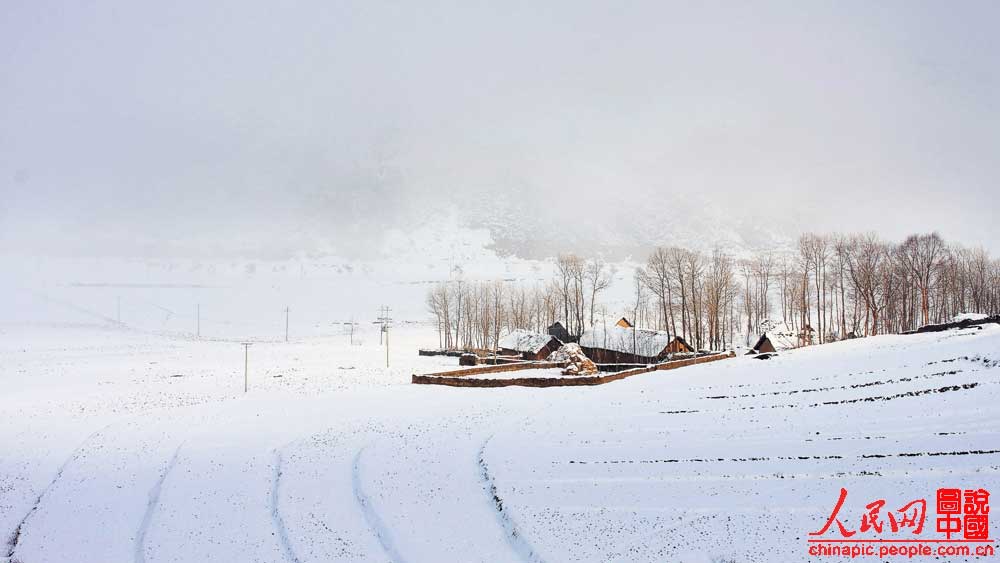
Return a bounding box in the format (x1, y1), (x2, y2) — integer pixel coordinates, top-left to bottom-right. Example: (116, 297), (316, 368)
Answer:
(412, 351), (736, 388)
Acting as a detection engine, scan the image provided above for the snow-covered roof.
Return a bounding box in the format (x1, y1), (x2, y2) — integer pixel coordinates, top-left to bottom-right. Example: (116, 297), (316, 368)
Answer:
(498, 329), (557, 354)
(757, 319), (799, 351)
(954, 312), (988, 322)
(579, 326), (672, 357)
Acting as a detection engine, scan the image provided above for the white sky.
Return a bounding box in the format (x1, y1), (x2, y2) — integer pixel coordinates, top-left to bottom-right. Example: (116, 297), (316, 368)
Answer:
(1, 1), (998, 257)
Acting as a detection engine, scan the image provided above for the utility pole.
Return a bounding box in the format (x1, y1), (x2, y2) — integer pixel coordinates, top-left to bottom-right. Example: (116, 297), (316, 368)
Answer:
(197, 304), (200, 338)
(377, 306), (392, 368)
(284, 306), (290, 342)
(241, 342), (252, 393)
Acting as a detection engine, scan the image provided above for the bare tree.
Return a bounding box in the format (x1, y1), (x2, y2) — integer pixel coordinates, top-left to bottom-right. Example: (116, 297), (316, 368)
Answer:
(898, 232), (948, 328)
(585, 258), (614, 328)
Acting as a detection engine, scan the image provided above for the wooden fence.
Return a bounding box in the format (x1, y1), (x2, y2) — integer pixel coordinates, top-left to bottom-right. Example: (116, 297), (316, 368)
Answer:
(412, 351), (736, 388)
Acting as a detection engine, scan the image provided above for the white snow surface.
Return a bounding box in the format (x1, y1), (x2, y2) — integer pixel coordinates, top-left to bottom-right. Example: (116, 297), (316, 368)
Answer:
(2, 320), (1000, 561)
(457, 367), (569, 380)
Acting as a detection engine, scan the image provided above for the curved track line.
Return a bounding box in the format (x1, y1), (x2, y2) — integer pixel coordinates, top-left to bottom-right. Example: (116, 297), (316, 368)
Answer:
(352, 446), (408, 563)
(135, 444), (183, 563)
(270, 450), (303, 563)
(6, 422), (117, 557)
(478, 435), (545, 563)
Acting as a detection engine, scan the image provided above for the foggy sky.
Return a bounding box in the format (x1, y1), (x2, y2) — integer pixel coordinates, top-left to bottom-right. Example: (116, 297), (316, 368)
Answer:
(2, 0), (998, 258)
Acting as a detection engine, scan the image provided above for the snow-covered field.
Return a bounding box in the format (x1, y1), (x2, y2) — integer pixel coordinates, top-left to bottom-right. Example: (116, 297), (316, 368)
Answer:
(2, 254), (998, 562)
(3, 315), (999, 562)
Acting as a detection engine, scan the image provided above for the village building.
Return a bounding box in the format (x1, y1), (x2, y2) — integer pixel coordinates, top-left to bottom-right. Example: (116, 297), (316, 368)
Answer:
(546, 321), (574, 343)
(615, 317), (633, 328)
(665, 335), (695, 354)
(579, 326), (686, 364)
(748, 321), (803, 354)
(749, 334), (777, 354)
(498, 329), (563, 361)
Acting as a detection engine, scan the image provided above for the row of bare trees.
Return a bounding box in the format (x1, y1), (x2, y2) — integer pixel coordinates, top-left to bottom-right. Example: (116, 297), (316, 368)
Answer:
(426, 280), (559, 351)
(736, 232), (999, 344)
(782, 232), (998, 339)
(634, 247), (739, 350)
(425, 255), (614, 351)
(427, 232), (999, 352)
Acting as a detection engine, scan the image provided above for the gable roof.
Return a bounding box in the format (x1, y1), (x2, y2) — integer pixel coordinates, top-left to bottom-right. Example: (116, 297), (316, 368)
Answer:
(752, 334), (772, 351)
(579, 326), (672, 357)
(498, 329), (558, 354)
(757, 319), (799, 350)
(670, 336), (694, 352)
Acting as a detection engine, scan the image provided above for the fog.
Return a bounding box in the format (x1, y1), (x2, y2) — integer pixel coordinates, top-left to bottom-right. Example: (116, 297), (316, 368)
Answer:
(2, 0), (998, 259)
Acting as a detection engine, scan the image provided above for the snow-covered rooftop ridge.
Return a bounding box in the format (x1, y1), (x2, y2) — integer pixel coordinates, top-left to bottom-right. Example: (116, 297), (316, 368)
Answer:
(498, 329), (556, 354)
(756, 319), (800, 350)
(579, 326), (673, 357)
(954, 312), (989, 322)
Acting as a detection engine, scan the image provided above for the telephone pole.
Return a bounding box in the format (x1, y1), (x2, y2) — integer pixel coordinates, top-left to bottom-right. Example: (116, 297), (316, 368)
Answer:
(241, 342), (252, 393)
(377, 306), (392, 368)
(284, 306), (290, 342)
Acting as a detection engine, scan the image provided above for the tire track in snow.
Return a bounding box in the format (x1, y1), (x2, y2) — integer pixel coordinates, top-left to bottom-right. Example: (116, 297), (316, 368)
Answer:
(478, 435), (545, 563)
(135, 444), (183, 563)
(352, 446), (408, 563)
(270, 449), (303, 563)
(5, 422), (117, 558)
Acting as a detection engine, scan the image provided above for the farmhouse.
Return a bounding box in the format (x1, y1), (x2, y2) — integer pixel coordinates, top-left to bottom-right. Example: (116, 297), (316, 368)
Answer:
(666, 335), (695, 354)
(579, 326), (683, 364)
(749, 334), (777, 354)
(749, 322), (800, 354)
(498, 329), (562, 361)
(546, 321), (574, 343)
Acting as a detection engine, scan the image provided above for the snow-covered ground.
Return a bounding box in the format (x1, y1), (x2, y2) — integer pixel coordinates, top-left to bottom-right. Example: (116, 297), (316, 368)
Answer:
(2, 315), (999, 561)
(1, 254), (998, 562)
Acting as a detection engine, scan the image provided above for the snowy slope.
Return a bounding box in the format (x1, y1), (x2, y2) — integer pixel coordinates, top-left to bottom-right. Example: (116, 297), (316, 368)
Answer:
(1, 321), (998, 562)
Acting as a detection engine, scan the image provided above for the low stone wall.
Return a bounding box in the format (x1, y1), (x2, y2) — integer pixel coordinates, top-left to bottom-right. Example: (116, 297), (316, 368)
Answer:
(653, 351), (736, 372)
(412, 351), (735, 388)
(416, 361), (568, 379)
(904, 315), (1000, 334)
(417, 349), (465, 357)
(595, 363), (648, 373)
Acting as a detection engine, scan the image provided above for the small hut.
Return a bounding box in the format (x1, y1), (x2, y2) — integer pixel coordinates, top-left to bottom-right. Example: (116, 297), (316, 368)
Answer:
(579, 326), (676, 364)
(750, 334), (778, 354)
(498, 329), (563, 361)
(615, 317), (634, 328)
(546, 321), (574, 343)
(665, 336), (695, 354)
